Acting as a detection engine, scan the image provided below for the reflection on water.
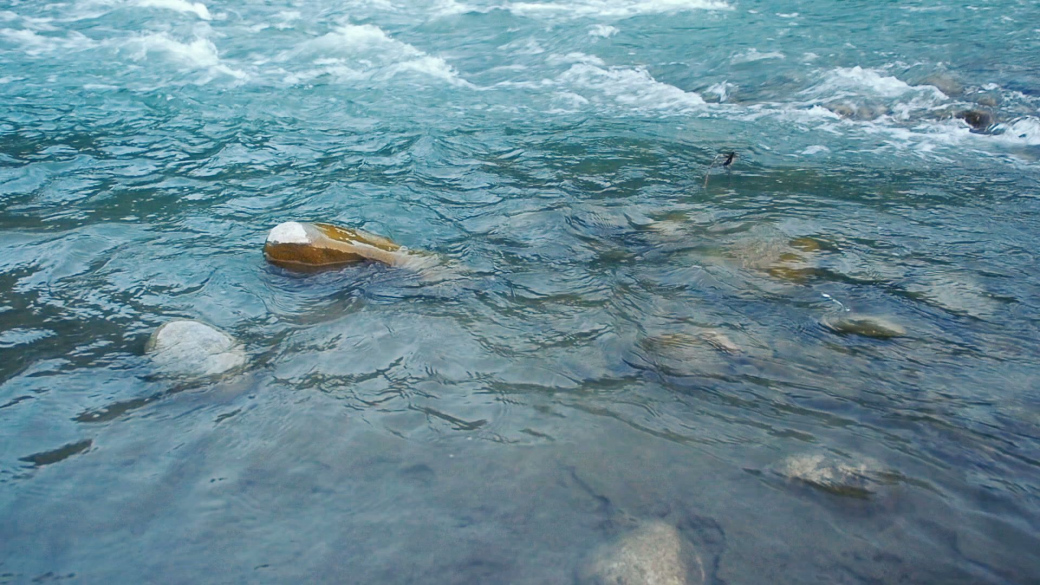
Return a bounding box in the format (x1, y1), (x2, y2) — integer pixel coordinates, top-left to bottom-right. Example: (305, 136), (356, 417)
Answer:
(2, 0), (1040, 581)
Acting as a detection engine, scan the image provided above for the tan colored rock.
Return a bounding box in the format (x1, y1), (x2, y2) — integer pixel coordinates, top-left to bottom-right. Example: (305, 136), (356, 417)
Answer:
(579, 521), (705, 585)
(724, 231), (826, 284)
(788, 236), (823, 253)
(263, 221), (430, 271)
(644, 331), (740, 355)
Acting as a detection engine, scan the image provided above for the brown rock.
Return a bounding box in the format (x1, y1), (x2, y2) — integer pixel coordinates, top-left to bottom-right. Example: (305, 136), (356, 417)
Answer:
(263, 221), (418, 271)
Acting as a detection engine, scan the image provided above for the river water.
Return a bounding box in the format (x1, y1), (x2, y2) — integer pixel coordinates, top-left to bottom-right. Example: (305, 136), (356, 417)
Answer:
(1, 0), (1039, 582)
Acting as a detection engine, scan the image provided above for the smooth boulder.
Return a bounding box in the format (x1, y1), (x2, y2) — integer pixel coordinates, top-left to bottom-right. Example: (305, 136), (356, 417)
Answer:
(824, 314), (906, 339)
(579, 521), (705, 585)
(146, 320), (247, 379)
(264, 221), (428, 271)
(775, 453), (894, 499)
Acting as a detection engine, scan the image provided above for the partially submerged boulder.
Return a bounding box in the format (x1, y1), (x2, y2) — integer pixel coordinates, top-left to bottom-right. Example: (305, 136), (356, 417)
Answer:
(824, 314), (906, 339)
(579, 521), (705, 585)
(956, 109), (994, 131)
(263, 221), (430, 271)
(146, 320), (247, 379)
(774, 453), (898, 499)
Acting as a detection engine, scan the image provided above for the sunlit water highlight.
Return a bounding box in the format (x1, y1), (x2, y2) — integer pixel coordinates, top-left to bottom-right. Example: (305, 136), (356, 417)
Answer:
(1, 0), (1039, 582)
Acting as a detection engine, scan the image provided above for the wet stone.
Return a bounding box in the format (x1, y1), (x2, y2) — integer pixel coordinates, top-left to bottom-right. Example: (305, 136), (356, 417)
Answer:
(640, 330), (741, 376)
(579, 521), (705, 585)
(146, 320), (247, 379)
(824, 315), (906, 339)
(774, 453), (896, 499)
(956, 109), (994, 131)
(914, 73), (964, 97)
(263, 221), (426, 271)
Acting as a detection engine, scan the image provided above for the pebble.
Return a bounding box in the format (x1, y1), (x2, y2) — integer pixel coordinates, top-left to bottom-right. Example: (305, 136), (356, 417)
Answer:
(146, 320), (247, 379)
(579, 521), (705, 585)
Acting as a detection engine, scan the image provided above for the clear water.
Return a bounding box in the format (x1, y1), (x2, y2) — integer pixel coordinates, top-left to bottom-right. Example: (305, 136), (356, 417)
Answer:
(2, 0), (1039, 582)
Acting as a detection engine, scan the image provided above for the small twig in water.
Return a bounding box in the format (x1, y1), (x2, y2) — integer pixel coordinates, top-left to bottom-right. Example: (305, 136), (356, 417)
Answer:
(704, 151), (738, 187)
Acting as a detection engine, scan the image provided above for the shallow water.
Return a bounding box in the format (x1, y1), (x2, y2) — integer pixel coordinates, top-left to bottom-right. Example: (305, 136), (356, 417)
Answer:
(2, 0), (1039, 582)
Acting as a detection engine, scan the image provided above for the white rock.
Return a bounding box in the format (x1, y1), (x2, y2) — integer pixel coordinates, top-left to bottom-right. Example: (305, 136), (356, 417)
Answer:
(580, 521), (705, 585)
(146, 320), (247, 379)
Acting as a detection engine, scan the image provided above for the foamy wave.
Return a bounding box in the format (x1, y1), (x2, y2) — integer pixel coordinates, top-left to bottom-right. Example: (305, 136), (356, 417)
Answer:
(288, 23), (469, 86)
(0, 28), (96, 56)
(558, 63), (705, 113)
(137, 0), (211, 20)
(992, 117), (1040, 146)
(507, 0), (731, 18)
(731, 48), (784, 64)
(127, 34), (247, 80)
(439, 0), (731, 18)
(811, 66), (946, 101)
(588, 24), (618, 37)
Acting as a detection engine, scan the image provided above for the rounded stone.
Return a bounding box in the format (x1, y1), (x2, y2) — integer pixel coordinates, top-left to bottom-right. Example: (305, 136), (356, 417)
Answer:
(775, 453), (893, 499)
(579, 521), (705, 585)
(264, 221), (407, 271)
(824, 315), (906, 338)
(146, 320), (247, 379)
(956, 109), (993, 131)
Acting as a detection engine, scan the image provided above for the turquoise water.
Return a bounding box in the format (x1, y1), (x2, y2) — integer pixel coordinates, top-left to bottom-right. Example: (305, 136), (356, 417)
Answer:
(2, 0), (1040, 582)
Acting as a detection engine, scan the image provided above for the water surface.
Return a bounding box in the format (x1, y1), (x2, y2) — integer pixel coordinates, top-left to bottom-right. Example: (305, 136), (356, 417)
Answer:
(1, 0), (1039, 582)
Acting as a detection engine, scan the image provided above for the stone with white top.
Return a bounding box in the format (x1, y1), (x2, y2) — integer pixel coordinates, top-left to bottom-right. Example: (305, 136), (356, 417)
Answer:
(263, 221), (433, 271)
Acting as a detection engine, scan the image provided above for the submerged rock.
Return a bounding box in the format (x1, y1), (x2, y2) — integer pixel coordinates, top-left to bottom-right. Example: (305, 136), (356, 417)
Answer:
(775, 453), (895, 499)
(646, 330), (741, 355)
(263, 221), (431, 271)
(579, 521), (705, 585)
(914, 72), (964, 97)
(726, 232), (828, 284)
(146, 320), (247, 379)
(824, 314), (906, 339)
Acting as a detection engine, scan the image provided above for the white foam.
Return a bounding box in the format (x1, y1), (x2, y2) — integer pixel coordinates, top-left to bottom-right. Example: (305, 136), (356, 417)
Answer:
(992, 117), (1040, 146)
(498, 37), (545, 55)
(1, 28), (96, 56)
(137, 0), (211, 20)
(292, 23), (469, 86)
(705, 81), (733, 102)
(128, 34), (247, 80)
(547, 52), (606, 66)
(731, 48), (785, 64)
(506, 0), (732, 18)
(813, 66), (945, 100)
(588, 24), (619, 38)
(268, 221), (311, 245)
(801, 145), (830, 155)
(558, 63), (705, 113)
